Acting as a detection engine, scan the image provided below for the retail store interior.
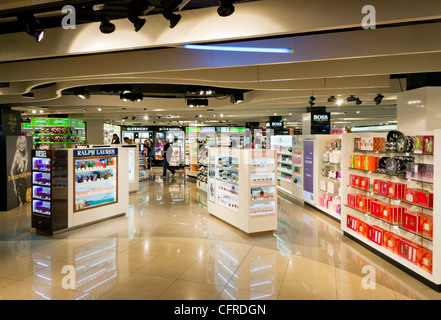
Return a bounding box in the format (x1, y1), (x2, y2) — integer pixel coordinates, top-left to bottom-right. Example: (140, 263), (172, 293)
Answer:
(1, 0), (441, 300)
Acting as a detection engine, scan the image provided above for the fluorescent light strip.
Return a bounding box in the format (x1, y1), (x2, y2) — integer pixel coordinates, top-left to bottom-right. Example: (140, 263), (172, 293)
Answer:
(351, 125), (397, 132)
(183, 44), (293, 54)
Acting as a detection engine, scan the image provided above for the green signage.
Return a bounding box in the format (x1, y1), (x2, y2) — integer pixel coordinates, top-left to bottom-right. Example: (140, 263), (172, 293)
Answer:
(30, 118), (84, 127)
(21, 123), (31, 129)
(186, 127), (200, 132)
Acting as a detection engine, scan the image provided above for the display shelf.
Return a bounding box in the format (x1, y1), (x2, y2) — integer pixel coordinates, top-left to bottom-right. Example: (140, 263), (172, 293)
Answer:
(30, 118), (86, 150)
(344, 204), (433, 242)
(208, 148), (278, 233)
(341, 131), (439, 289)
(271, 135), (303, 201)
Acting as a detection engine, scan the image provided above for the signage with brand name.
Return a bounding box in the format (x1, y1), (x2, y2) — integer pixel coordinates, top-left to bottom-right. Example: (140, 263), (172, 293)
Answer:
(35, 150), (48, 158)
(313, 114), (329, 122)
(125, 127), (152, 131)
(73, 148), (118, 158)
(311, 111), (331, 135)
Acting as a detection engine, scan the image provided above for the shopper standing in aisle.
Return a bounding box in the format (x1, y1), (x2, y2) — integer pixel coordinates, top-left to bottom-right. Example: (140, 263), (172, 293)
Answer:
(111, 134), (120, 144)
(161, 139), (176, 178)
(148, 139), (155, 169)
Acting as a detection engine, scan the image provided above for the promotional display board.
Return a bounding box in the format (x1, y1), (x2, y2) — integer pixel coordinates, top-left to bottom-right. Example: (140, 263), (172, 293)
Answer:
(0, 135), (32, 211)
(303, 140), (315, 203)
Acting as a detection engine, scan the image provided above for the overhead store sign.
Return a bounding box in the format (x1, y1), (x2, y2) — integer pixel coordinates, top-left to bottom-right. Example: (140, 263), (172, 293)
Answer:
(31, 118), (84, 127)
(74, 148), (118, 158)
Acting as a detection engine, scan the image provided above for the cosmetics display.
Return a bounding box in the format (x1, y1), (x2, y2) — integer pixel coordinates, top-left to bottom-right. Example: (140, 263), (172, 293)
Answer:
(197, 144), (208, 191)
(30, 118), (86, 150)
(342, 130), (436, 283)
(207, 148), (278, 233)
(74, 155), (118, 212)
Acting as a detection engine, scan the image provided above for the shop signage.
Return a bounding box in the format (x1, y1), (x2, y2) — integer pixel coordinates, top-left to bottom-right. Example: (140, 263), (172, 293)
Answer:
(311, 111), (331, 135)
(159, 127), (182, 131)
(31, 118), (83, 127)
(74, 148), (118, 158)
(35, 150), (49, 158)
(186, 127), (200, 132)
(1, 108), (21, 135)
(125, 127), (152, 131)
(70, 119), (85, 128)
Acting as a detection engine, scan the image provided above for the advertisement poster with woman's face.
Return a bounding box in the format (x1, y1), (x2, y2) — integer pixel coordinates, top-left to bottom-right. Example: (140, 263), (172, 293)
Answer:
(7, 136), (32, 210)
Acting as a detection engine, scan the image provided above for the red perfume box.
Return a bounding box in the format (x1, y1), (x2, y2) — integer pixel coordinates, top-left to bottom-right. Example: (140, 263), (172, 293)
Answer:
(359, 176), (370, 191)
(348, 193), (357, 208)
(422, 136), (434, 154)
(417, 247), (433, 274)
(419, 213), (433, 238)
(356, 221), (369, 238)
(370, 201), (384, 219)
(415, 190), (433, 208)
(387, 182), (405, 200)
(350, 174), (358, 188)
(382, 204), (404, 224)
(404, 188), (417, 204)
(347, 215), (358, 231)
(383, 231), (401, 255)
(402, 211), (420, 233)
(373, 179), (381, 194)
(379, 180), (389, 197)
(368, 225), (384, 246)
(399, 239), (418, 264)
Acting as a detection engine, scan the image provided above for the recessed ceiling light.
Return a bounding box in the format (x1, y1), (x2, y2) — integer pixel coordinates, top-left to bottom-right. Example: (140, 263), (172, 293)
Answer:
(32, 110), (36, 114)
(39, 110), (44, 113)
(336, 99), (344, 106)
(220, 114), (224, 117)
(98, 108), (102, 111)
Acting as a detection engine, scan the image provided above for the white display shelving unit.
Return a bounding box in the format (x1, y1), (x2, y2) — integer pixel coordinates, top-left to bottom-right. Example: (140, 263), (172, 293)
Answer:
(341, 130), (440, 291)
(303, 135), (342, 222)
(317, 136), (342, 221)
(197, 146), (208, 192)
(271, 135), (303, 202)
(207, 148), (278, 233)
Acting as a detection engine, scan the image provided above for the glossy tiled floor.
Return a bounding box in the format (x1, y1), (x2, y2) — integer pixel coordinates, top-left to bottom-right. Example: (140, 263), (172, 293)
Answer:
(0, 170), (441, 300)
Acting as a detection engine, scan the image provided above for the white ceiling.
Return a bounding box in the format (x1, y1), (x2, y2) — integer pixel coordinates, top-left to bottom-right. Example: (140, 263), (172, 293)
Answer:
(1, 0), (441, 128)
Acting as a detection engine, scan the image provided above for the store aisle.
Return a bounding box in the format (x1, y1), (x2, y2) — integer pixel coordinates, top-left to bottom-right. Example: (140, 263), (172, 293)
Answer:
(0, 171), (440, 300)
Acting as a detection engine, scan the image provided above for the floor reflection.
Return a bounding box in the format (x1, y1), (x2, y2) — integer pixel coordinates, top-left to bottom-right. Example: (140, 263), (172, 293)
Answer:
(0, 170), (441, 299)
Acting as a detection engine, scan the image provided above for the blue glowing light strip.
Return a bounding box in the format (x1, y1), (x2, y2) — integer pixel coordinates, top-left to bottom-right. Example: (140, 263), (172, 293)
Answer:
(183, 44), (293, 54)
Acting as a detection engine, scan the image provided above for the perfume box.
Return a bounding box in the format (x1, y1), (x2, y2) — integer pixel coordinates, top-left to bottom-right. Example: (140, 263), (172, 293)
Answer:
(399, 239), (418, 264)
(422, 136), (434, 154)
(383, 231), (401, 255)
(404, 187), (417, 204)
(413, 136), (423, 154)
(356, 221), (369, 238)
(419, 213), (433, 238)
(406, 163), (422, 181)
(368, 225), (384, 246)
(361, 137), (374, 151)
(382, 204), (404, 224)
(362, 156), (379, 171)
(348, 194), (357, 208)
(352, 155), (362, 169)
(354, 138), (361, 151)
(359, 176), (370, 191)
(373, 179), (381, 194)
(387, 182), (405, 200)
(417, 247), (433, 274)
(370, 201), (384, 219)
(402, 211), (420, 233)
(347, 215), (358, 231)
(421, 164), (434, 183)
(350, 174), (358, 188)
(415, 189), (433, 208)
(373, 137), (386, 152)
(379, 180), (390, 196)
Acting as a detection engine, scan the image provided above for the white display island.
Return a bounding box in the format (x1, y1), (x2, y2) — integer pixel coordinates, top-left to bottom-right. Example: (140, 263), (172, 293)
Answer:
(207, 147), (278, 234)
(31, 147), (129, 234)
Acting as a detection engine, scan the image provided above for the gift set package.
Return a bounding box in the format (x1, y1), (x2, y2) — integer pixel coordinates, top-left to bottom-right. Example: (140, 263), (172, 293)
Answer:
(349, 174), (370, 191)
(405, 163), (434, 183)
(403, 187), (433, 208)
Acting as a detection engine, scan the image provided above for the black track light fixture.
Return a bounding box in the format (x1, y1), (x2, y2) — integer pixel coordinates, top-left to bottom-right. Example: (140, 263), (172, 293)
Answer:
(374, 94), (384, 105)
(218, 0), (235, 17)
(355, 97), (363, 105)
(127, 0), (152, 32)
(18, 14), (44, 42)
(231, 93), (244, 105)
(308, 96), (316, 106)
(327, 96), (337, 103)
(347, 95), (357, 102)
(163, 12), (181, 28)
(100, 15), (116, 34)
